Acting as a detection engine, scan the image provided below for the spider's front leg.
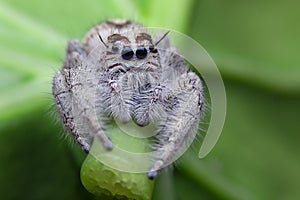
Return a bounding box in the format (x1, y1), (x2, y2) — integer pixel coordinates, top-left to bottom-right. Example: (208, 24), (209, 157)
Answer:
(53, 40), (113, 152)
(53, 70), (92, 152)
(147, 72), (204, 179)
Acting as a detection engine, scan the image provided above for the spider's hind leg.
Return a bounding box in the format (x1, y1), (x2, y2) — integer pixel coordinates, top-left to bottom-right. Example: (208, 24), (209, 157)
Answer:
(147, 72), (204, 179)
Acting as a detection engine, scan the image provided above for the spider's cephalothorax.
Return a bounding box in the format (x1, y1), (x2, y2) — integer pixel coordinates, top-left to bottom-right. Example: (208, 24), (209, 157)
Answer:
(52, 19), (204, 179)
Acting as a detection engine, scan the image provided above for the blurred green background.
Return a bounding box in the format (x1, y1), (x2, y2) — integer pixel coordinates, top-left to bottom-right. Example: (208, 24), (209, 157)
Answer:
(1, 0), (300, 199)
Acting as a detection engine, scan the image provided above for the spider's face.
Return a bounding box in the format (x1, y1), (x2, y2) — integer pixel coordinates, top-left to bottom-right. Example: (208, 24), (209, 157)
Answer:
(106, 33), (158, 63)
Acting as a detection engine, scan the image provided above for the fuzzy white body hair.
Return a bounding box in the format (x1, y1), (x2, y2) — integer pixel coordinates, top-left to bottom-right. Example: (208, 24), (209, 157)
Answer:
(52, 19), (204, 179)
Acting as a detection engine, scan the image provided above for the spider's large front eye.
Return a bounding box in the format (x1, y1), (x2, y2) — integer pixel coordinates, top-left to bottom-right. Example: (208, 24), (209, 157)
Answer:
(121, 47), (134, 60)
(136, 47), (147, 59)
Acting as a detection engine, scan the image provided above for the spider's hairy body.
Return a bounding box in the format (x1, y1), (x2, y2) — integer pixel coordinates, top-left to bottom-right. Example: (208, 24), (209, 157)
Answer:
(52, 19), (204, 179)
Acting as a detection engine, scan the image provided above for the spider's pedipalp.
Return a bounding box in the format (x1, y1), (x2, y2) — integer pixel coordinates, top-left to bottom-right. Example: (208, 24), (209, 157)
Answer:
(133, 83), (167, 127)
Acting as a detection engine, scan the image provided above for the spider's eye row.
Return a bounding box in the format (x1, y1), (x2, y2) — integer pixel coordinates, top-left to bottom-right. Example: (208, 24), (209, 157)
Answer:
(136, 47), (148, 59)
(121, 46), (156, 60)
(121, 47), (134, 60)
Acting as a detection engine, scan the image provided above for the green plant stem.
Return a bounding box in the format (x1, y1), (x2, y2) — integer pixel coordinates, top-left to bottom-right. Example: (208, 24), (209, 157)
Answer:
(80, 125), (154, 200)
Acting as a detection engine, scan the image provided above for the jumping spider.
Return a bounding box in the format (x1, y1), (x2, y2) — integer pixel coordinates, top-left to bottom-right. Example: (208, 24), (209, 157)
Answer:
(52, 19), (204, 179)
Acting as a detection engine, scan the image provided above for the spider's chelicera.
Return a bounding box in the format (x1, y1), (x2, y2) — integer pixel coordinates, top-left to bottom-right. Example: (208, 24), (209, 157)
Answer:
(52, 19), (204, 179)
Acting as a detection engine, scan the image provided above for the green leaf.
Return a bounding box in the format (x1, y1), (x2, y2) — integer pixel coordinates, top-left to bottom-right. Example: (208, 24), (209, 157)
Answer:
(189, 0), (300, 94)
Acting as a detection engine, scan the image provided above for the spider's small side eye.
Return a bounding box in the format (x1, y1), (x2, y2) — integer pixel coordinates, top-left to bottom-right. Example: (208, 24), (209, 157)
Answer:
(112, 45), (119, 52)
(149, 45), (158, 53)
(136, 47), (148, 59)
(121, 47), (134, 60)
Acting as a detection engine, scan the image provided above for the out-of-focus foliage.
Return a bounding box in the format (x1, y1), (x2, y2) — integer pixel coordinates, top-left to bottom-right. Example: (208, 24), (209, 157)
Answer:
(0, 0), (300, 199)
